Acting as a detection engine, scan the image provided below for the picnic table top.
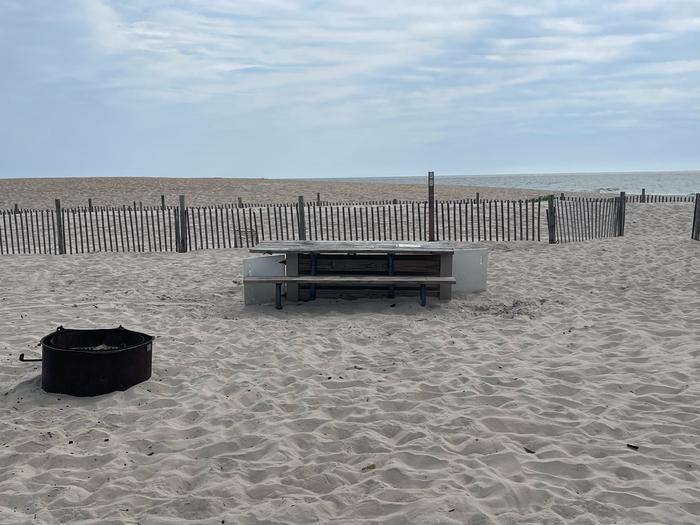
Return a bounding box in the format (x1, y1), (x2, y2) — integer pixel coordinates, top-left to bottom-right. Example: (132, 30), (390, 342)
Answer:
(244, 275), (457, 283)
(249, 240), (454, 255)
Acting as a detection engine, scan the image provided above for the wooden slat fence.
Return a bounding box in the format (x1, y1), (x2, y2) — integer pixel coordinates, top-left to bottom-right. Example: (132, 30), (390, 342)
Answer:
(626, 194), (695, 203)
(182, 200), (545, 246)
(61, 205), (181, 254)
(1, 208), (56, 255)
(553, 197), (622, 244)
(58, 205), (182, 254)
(0, 205), (180, 255)
(562, 194), (695, 203)
(1, 196), (633, 255)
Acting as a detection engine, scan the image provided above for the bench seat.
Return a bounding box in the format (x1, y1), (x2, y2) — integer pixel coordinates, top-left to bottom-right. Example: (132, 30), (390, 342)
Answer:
(243, 275), (456, 309)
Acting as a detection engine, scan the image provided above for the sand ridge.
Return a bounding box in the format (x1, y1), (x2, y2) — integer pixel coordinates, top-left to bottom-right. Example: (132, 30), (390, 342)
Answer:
(0, 177), (599, 210)
(1, 202), (699, 523)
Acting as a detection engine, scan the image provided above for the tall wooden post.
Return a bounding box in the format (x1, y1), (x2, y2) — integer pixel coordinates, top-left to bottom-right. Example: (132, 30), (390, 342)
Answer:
(560, 193), (565, 201)
(54, 199), (66, 255)
(297, 196), (306, 240)
(14, 204), (18, 213)
(692, 194), (700, 241)
(316, 192), (321, 204)
(237, 197), (243, 208)
(641, 188), (646, 203)
(617, 191), (626, 236)
(160, 195), (166, 210)
(88, 198), (93, 212)
(428, 171), (435, 241)
(547, 195), (556, 244)
(178, 195), (187, 252)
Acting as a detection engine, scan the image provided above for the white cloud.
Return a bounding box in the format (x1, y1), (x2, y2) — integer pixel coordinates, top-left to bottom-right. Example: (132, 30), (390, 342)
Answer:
(539, 17), (596, 35)
(610, 0), (699, 12)
(488, 33), (668, 64)
(8, 0), (700, 141)
(607, 59), (700, 77)
(80, 0), (131, 53)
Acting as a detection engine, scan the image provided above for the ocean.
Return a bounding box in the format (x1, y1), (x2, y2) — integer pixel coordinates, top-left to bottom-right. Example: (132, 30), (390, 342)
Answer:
(328, 171), (700, 196)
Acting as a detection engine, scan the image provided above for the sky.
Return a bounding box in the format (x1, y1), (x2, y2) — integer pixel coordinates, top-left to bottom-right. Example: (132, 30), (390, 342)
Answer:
(1, 0), (699, 179)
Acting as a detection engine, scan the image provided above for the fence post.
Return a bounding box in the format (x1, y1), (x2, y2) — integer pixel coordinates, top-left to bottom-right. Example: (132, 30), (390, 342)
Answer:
(297, 195), (306, 240)
(14, 204), (18, 213)
(161, 195), (166, 210)
(692, 194), (700, 241)
(547, 195), (556, 244)
(641, 188), (646, 203)
(174, 207), (181, 252)
(560, 193), (565, 201)
(617, 191), (626, 236)
(177, 195), (187, 252)
(237, 197), (243, 208)
(316, 192), (321, 205)
(54, 199), (66, 255)
(428, 171), (435, 241)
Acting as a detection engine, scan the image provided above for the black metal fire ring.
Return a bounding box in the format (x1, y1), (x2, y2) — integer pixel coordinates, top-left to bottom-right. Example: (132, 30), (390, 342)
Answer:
(21, 325), (154, 397)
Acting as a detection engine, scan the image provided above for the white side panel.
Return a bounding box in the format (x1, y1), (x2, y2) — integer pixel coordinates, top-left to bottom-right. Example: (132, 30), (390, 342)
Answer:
(453, 249), (488, 293)
(243, 255), (286, 305)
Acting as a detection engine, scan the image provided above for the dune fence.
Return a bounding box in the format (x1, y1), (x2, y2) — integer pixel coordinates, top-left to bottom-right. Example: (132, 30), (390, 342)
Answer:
(560, 191), (695, 204)
(0, 194), (633, 255)
(549, 195), (626, 243)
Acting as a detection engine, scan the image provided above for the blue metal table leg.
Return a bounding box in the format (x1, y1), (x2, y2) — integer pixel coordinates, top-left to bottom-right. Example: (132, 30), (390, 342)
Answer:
(388, 253), (395, 298)
(310, 253), (317, 300)
(275, 282), (283, 309)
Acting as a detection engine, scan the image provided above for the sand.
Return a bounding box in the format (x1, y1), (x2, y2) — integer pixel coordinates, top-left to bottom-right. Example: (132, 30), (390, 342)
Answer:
(0, 177), (599, 210)
(1, 197), (699, 524)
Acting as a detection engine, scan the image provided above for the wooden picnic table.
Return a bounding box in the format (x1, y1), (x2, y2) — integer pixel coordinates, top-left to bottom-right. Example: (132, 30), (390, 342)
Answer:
(250, 240), (454, 302)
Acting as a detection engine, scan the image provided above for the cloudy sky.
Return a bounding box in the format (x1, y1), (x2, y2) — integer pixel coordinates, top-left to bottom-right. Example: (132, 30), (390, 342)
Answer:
(1, 0), (699, 179)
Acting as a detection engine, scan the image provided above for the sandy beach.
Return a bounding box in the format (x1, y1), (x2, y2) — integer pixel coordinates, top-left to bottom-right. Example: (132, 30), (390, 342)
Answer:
(1, 182), (699, 524)
(0, 177), (600, 210)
